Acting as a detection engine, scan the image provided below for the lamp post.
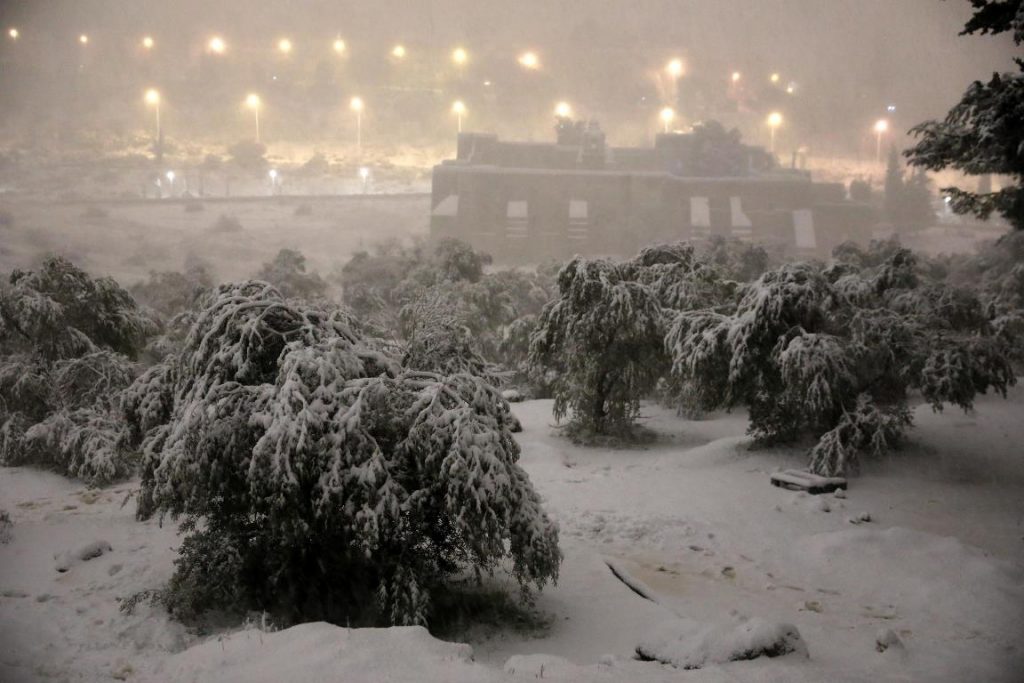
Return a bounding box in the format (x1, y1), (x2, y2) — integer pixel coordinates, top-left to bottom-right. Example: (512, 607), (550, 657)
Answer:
(874, 119), (889, 163)
(208, 36), (226, 54)
(555, 101), (572, 119)
(8, 28), (17, 40)
(350, 96), (364, 148)
(660, 107), (675, 133)
(245, 94), (261, 143)
(277, 38), (292, 55)
(452, 100), (466, 133)
(142, 35), (154, 50)
(333, 38), (346, 54)
(144, 88), (161, 143)
(391, 44), (406, 59)
(767, 111), (783, 153)
(452, 47), (467, 67)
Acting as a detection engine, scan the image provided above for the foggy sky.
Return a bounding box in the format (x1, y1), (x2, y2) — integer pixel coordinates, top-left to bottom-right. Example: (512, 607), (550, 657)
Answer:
(0, 0), (1018, 144)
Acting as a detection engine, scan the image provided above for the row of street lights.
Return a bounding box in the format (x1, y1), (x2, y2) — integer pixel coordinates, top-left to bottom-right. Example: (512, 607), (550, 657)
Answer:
(6, 26), (799, 88)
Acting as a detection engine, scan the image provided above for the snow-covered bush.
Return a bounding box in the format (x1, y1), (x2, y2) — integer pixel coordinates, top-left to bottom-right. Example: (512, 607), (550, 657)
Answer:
(666, 249), (1016, 475)
(255, 248), (328, 300)
(0, 257), (153, 483)
(530, 244), (725, 439)
(125, 281), (559, 626)
(130, 256), (214, 318)
(339, 238), (557, 387)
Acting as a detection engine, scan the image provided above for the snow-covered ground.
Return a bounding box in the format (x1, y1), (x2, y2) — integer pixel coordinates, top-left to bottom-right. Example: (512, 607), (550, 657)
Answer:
(2, 388), (1023, 682)
(0, 195), (430, 285)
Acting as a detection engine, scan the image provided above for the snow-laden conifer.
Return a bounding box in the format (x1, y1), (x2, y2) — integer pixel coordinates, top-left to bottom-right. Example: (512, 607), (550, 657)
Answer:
(125, 281), (559, 626)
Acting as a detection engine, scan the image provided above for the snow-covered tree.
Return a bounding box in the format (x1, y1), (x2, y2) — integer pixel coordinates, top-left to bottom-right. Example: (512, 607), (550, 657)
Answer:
(125, 281), (559, 626)
(530, 244), (726, 439)
(255, 248), (328, 300)
(905, 0), (1024, 230)
(0, 257), (154, 483)
(666, 249), (1016, 476)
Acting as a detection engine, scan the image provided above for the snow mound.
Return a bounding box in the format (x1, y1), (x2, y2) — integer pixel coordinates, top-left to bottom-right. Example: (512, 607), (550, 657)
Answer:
(153, 623), (496, 683)
(635, 616), (809, 670)
(54, 539), (112, 572)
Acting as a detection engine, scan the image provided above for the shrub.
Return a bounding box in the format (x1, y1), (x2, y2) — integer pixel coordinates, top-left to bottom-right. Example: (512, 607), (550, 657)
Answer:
(529, 247), (683, 438)
(210, 214), (243, 233)
(125, 282), (559, 626)
(226, 140), (267, 169)
(0, 257), (154, 483)
(255, 249), (328, 300)
(666, 250), (1016, 475)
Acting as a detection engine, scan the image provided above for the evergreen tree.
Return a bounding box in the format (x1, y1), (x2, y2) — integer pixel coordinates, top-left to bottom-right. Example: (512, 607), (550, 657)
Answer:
(124, 281), (559, 626)
(0, 257), (156, 483)
(529, 244), (729, 440)
(905, 0), (1024, 229)
(665, 251), (1016, 476)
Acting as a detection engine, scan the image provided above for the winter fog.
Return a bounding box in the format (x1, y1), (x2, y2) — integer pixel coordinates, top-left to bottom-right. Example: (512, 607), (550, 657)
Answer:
(0, 1), (1022, 682)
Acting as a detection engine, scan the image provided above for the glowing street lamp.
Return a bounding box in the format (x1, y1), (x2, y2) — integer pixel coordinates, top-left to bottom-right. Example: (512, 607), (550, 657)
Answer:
(208, 36), (226, 54)
(518, 51), (539, 69)
(451, 100), (466, 133)
(660, 107), (675, 133)
(268, 168), (279, 194)
(8, 28), (18, 40)
(79, 34), (89, 45)
(144, 88), (161, 143)
(359, 166), (370, 193)
(452, 47), (468, 66)
(874, 118), (889, 163)
(277, 38), (292, 54)
(767, 111), (783, 153)
(770, 72), (780, 84)
(391, 44), (406, 59)
(142, 35), (154, 50)
(666, 58), (684, 80)
(350, 96), (364, 148)
(245, 93), (261, 143)
(333, 38), (346, 54)
(555, 101), (572, 118)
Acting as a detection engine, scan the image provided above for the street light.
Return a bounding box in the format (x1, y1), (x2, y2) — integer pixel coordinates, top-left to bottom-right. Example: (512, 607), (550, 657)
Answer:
(350, 96), (364, 148)
(245, 94), (261, 143)
(333, 38), (346, 54)
(660, 107), (675, 133)
(144, 88), (161, 144)
(268, 169), (279, 194)
(208, 36), (226, 54)
(770, 72), (780, 84)
(518, 51), (539, 69)
(391, 44), (406, 59)
(767, 111), (783, 153)
(731, 71), (741, 84)
(79, 34), (89, 45)
(277, 38), (292, 54)
(452, 100), (466, 133)
(452, 47), (468, 66)
(359, 166), (370, 193)
(874, 118), (889, 163)
(142, 35), (154, 50)
(666, 58), (684, 79)
(8, 28), (17, 40)
(555, 101), (572, 118)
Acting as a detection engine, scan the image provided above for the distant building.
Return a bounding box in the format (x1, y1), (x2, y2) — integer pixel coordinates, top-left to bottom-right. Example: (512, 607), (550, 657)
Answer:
(431, 120), (874, 262)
